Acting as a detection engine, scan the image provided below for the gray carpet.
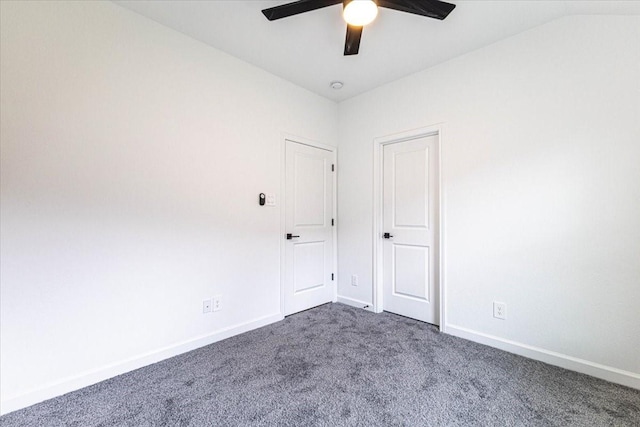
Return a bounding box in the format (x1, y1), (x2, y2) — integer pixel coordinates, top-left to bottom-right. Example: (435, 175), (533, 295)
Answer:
(2, 303), (639, 426)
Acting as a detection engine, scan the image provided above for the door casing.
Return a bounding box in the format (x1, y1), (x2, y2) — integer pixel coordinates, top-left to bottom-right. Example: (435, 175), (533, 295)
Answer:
(372, 124), (446, 331)
(280, 134), (338, 317)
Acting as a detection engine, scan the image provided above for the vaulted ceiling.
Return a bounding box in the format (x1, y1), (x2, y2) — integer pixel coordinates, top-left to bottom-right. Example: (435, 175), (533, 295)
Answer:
(114, 1), (640, 102)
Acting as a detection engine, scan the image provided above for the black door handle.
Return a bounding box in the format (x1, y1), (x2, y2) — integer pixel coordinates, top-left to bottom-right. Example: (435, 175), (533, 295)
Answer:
(286, 233), (300, 240)
(383, 233), (393, 239)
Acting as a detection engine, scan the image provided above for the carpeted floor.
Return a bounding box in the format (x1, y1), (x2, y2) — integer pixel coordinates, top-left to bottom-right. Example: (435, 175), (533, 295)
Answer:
(2, 303), (639, 426)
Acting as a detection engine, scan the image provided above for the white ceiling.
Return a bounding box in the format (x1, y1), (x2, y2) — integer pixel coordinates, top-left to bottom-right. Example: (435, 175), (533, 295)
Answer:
(114, 1), (640, 102)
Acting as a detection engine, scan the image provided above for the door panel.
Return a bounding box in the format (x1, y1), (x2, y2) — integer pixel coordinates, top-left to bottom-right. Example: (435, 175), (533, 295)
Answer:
(394, 149), (428, 228)
(393, 244), (429, 301)
(294, 241), (325, 293)
(294, 154), (326, 226)
(285, 140), (334, 315)
(383, 135), (439, 324)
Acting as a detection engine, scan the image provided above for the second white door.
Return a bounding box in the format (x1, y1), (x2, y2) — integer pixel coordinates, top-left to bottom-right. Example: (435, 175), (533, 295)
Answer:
(382, 135), (439, 324)
(284, 140), (335, 315)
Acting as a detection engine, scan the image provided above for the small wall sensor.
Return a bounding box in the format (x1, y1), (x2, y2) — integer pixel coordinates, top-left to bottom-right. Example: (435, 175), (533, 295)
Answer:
(259, 193), (266, 206)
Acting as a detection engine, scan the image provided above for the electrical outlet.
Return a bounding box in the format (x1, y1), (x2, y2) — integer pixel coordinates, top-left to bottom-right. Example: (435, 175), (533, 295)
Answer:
(493, 302), (506, 320)
(351, 274), (358, 287)
(212, 295), (222, 312)
(203, 299), (212, 314)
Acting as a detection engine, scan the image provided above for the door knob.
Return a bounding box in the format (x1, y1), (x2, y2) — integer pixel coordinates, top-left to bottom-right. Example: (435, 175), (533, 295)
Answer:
(286, 233), (300, 240)
(383, 233), (393, 239)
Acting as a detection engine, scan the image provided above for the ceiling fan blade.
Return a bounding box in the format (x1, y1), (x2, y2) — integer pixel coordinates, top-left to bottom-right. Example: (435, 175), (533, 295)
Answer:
(377, 0), (456, 20)
(344, 25), (363, 56)
(262, 0), (343, 21)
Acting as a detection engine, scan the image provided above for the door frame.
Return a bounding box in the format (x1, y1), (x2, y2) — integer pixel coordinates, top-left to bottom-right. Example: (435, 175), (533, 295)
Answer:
(372, 124), (446, 331)
(280, 134), (338, 317)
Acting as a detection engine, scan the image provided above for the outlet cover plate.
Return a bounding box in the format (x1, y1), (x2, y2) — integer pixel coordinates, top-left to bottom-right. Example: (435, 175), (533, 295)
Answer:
(493, 302), (506, 320)
(212, 295), (222, 312)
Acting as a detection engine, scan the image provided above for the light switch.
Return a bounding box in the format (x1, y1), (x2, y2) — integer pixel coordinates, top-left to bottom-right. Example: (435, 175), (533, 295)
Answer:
(266, 193), (276, 206)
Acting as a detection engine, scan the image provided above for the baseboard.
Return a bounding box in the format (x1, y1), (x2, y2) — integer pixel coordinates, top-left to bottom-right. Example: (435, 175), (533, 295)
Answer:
(336, 295), (375, 312)
(446, 324), (640, 390)
(0, 312), (284, 415)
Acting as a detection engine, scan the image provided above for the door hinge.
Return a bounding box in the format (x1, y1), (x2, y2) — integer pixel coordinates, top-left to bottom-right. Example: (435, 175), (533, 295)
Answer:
(331, 218), (334, 226)
(331, 164), (335, 172)
(331, 273), (334, 281)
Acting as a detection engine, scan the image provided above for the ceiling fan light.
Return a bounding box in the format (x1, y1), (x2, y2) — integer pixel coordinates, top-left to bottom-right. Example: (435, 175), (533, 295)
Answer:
(343, 0), (378, 27)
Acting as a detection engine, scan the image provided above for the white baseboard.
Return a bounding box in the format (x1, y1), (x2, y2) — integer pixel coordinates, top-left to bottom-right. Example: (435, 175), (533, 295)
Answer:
(0, 312), (284, 415)
(446, 324), (640, 390)
(336, 295), (375, 312)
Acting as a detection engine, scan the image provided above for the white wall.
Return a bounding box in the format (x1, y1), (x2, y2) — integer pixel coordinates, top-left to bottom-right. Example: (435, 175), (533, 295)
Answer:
(0, 1), (337, 413)
(2, 1), (638, 415)
(337, 16), (640, 386)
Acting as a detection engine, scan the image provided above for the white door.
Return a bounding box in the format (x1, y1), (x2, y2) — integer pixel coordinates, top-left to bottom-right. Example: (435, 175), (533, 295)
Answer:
(382, 135), (439, 324)
(284, 140), (335, 315)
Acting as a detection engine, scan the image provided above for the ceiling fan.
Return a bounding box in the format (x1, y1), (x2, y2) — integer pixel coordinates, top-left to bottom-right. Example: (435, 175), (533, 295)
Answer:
(262, 0), (456, 56)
